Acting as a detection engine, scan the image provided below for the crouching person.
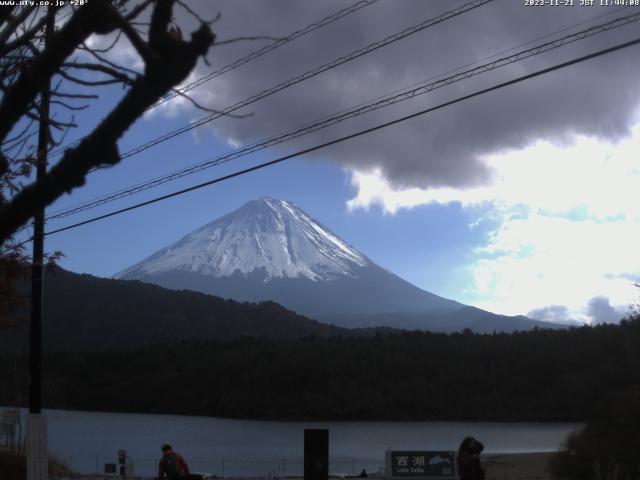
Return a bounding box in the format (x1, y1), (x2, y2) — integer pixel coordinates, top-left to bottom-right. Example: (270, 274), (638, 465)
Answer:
(159, 443), (203, 480)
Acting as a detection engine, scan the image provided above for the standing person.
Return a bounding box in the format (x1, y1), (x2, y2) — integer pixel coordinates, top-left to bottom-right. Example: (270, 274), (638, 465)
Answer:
(457, 437), (485, 480)
(158, 444), (203, 480)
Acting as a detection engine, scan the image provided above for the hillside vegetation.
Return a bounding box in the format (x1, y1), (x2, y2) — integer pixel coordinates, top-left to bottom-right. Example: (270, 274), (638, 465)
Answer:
(0, 269), (346, 353)
(2, 318), (638, 421)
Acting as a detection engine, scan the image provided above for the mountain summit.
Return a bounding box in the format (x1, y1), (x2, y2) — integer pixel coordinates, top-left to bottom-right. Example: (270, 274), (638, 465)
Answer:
(116, 198), (553, 332)
(117, 197), (369, 282)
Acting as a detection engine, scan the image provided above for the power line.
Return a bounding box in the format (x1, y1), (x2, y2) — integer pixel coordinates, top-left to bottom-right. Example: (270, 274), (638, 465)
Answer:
(45, 10), (640, 222)
(354, 4), (630, 109)
(116, 0), (493, 160)
(47, 0), (381, 158)
(40, 36), (640, 239)
(47, 6), (630, 219)
(49, 0), (494, 163)
(45, 0), (495, 219)
(154, 0), (381, 107)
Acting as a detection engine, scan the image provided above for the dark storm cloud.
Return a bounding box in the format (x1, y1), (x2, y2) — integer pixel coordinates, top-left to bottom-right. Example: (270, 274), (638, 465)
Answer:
(170, 0), (640, 189)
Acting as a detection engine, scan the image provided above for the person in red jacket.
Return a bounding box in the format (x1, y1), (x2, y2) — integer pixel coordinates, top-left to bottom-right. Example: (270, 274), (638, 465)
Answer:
(159, 444), (201, 480)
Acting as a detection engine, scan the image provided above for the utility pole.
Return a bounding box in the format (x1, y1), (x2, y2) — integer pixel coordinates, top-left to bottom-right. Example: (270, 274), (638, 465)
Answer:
(27, 8), (54, 480)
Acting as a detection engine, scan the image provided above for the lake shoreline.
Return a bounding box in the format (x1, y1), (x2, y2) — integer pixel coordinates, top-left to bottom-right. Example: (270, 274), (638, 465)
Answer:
(1, 407), (577, 478)
(47, 453), (555, 480)
(484, 452), (554, 480)
(0, 404), (585, 424)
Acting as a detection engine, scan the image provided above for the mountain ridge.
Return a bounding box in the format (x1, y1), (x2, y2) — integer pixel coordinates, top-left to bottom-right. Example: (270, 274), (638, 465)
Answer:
(0, 268), (349, 353)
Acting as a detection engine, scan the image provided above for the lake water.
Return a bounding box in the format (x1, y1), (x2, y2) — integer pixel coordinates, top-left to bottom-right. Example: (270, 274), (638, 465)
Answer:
(2, 408), (580, 477)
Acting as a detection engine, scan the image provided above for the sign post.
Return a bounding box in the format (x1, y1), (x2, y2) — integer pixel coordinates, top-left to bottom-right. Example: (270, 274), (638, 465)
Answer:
(385, 451), (456, 480)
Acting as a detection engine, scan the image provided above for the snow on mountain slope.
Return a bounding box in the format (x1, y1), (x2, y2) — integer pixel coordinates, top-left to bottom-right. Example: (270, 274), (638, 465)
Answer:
(114, 197), (549, 332)
(116, 197), (370, 282)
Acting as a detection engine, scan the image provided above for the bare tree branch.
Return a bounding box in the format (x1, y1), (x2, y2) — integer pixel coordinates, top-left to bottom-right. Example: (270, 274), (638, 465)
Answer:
(78, 30), (123, 54)
(0, 1), (119, 145)
(50, 100), (89, 111)
(0, 7), (37, 48)
(169, 87), (251, 118)
(51, 91), (99, 100)
(58, 69), (128, 87)
(111, 13), (154, 65)
(0, 6), (16, 28)
(62, 61), (137, 84)
(0, 1), (216, 243)
(1, 118), (36, 147)
(79, 44), (142, 77)
(176, 0), (220, 26)
(0, 13), (48, 56)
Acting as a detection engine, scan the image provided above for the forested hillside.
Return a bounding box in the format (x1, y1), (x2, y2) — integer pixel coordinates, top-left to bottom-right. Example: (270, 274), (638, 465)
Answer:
(2, 318), (638, 421)
(0, 269), (346, 352)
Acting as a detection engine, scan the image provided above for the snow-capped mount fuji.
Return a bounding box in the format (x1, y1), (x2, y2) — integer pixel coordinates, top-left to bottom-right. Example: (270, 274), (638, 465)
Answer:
(116, 198), (550, 332)
(118, 197), (370, 283)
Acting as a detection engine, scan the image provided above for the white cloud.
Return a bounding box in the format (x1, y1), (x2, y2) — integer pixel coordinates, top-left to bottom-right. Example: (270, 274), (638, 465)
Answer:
(469, 213), (638, 323)
(84, 32), (144, 71)
(346, 168), (493, 214)
(347, 122), (640, 323)
(144, 81), (192, 120)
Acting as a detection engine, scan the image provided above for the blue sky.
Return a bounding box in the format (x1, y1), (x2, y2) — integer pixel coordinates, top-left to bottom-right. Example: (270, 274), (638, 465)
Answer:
(42, 131), (492, 306)
(15, 0), (640, 325)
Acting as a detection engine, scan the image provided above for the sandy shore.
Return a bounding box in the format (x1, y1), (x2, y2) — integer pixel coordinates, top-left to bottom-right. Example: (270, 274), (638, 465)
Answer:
(483, 452), (553, 480)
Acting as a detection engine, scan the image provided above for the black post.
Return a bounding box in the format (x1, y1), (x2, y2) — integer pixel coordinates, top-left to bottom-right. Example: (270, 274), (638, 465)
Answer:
(29, 7), (53, 416)
(304, 429), (329, 480)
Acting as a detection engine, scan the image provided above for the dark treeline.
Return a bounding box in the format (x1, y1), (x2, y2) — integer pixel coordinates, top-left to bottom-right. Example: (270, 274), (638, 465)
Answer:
(549, 386), (640, 479)
(2, 318), (640, 421)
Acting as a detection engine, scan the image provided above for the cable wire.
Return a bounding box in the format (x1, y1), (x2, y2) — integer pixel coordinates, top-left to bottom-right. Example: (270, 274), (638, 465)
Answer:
(116, 0), (493, 160)
(47, 5), (629, 218)
(38, 36), (640, 239)
(154, 0), (381, 107)
(48, 0), (494, 162)
(47, 0), (381, 158)
(44, 10), (640, 221)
